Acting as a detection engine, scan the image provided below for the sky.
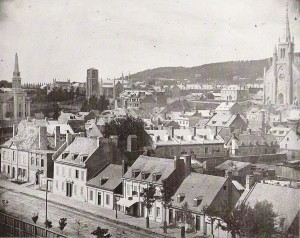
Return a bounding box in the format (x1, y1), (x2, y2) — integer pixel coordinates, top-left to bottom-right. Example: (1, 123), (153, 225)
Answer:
(0, 0), (300, 84)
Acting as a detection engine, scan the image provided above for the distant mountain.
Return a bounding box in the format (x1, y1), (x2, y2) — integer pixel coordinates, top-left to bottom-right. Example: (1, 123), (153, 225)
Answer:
(129, 53), (300, 84)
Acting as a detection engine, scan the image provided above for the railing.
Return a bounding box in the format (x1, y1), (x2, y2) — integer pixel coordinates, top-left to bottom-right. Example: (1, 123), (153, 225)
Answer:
(0, 212), (67, 237)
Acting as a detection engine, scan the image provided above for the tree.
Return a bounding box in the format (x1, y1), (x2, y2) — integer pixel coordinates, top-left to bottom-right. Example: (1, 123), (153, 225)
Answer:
(91, 226), (111, 238)
(103, 116), (148, 149)
(81, 95), (109, 113)
(181, 202), (194, 234)
(160, 179), (173, 234)
(44, 219), (52, 229)
(31, 213), (39, 224)
(74, 219), (89, 237)
(217, 200), (277, 238)
(142, 183), (156, 229)
(58, 218), (67, 234)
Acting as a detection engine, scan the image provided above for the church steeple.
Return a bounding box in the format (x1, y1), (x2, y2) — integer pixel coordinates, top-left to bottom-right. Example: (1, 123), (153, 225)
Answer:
(285, 2), (291, 42)
(12, 53), (21, 89)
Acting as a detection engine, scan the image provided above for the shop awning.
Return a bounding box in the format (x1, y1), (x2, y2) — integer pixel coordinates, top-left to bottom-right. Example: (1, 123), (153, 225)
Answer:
(117, 197), (139, 207)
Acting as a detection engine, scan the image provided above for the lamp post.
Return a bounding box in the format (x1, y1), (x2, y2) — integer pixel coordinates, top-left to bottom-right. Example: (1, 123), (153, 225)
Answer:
(37, 169), (50, 228)
(115, 196), (118, 219)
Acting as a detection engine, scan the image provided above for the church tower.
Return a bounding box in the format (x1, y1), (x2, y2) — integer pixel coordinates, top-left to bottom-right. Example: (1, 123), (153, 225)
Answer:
(264, 4), (299, 106)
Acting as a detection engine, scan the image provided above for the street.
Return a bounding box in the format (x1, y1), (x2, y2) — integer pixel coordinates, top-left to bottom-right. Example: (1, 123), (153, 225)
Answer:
(0, 188), (160, 238)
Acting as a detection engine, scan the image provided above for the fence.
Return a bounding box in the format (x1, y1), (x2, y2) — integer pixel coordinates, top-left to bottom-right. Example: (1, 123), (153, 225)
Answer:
(0, 212), (67, 237)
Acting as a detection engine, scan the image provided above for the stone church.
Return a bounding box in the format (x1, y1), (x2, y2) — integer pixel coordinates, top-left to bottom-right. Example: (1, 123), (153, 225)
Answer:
(264, 7), (300, 106)
(0, 53), (30, 120)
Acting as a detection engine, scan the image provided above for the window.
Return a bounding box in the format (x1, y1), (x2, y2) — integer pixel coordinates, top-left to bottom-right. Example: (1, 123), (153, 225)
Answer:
(205, 147), (208, 154)
(41, 159), (44, 168)
(90, 190), (94, 201)
(149, 208), (152, 216)
(31, 157), (34, 165)
(36, 158), (39, 167)
(80, 186), (84, 195)
(75, 170), (79, 179)
(74, 185), (77, 194)
(156, 207), (161, 217)
(81, 171), (84, 181)
(106, 194), (110, 205)
(223, 186), (226, 190)
(62, 182), (64, 191)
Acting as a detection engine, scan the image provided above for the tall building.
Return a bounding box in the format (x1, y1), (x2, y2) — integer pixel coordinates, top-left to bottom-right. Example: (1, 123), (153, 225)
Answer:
(86, 68), (99, 99)
(264, 6), (300, 106)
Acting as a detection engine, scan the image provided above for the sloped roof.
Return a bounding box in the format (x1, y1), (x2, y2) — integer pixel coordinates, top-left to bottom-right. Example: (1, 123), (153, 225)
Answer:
(172, 173), (227, 211)
(87, 164), (122, 191)
(215, 102), (239, 111)
(239, 183), (300, 230)
(87, 124), (103, 138)
(215, 160), (251, 172)
(123, 155), (175, 185)
(47, 124), (74, 135)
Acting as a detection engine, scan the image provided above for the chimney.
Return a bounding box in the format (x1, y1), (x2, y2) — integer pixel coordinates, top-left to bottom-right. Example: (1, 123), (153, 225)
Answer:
(122, 160), (128, 176)
(66, 132), (73, 146)
(39, 126), (47, 150)
(214, 126), (218, 137)
(127, 135), (138, 152)
(12, 124), (17, 137)
(225, 171), (233, 209)
(54, 126), (60, 148)
(168, 126), (174, 138)
(79, 132), (85, 137)
(193, 127), (196, 137)
(246, 175), (255, 190)
(181, 154), (191, 177)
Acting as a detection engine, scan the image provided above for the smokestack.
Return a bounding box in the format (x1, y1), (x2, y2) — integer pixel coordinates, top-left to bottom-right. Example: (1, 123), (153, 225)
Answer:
(54, 126), (60, 148)
(13, 124), (17, 137)
(39, 126), (47, 150)
(246, 175), (255, 190)
(127, 135), (138, 152)
(122, 160), (128, 176)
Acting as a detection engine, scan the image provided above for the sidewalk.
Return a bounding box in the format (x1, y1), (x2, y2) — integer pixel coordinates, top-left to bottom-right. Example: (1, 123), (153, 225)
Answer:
(0, 179), (207, 238)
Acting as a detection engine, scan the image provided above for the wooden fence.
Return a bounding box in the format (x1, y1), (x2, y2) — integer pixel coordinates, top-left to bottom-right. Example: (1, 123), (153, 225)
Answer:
(0, 212), (67, 237)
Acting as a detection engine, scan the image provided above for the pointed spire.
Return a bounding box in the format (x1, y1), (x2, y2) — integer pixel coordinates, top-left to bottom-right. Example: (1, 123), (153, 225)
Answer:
(285, 2), (291, 42)
(14, 53), (20, 75)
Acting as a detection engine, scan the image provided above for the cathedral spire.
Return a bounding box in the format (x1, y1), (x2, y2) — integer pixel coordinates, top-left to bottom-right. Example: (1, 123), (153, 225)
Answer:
(285, 2), (291, 42)
(273, 44), (277, 54)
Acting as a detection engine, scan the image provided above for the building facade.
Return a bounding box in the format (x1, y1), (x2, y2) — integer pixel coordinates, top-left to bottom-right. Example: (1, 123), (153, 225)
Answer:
(86, 68), (99, 99)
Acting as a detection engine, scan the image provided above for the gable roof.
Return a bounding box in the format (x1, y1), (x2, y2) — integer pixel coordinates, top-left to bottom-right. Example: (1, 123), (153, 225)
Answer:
(239, 183), (300, 230)
(87, 124), (103, 138)
(215, 102), (239, 111)
(86, 164), (122, 191)
(171, 173), (227, 211)
(206, 114), (246, 128)
(123, 155), (175, 185)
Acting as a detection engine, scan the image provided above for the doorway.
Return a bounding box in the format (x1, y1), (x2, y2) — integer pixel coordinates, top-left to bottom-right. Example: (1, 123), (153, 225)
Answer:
(97, 192), (102, 206)
(66, 182), (73, 197)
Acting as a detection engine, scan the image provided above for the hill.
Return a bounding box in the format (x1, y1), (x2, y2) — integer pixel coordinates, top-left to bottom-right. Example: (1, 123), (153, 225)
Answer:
(129, 58), (272, 84)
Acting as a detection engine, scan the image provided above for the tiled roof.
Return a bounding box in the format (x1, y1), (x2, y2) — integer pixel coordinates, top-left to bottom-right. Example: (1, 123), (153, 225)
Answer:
(171, 173), (227, 211)
(86, 164), (122, 191)
(215, 160), (251, 171)
(239, 183), (300, 230)
(123, 155), (175, 185)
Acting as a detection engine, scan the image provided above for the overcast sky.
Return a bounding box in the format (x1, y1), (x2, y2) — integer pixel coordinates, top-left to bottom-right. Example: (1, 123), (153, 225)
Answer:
(0, 0), (300, 84)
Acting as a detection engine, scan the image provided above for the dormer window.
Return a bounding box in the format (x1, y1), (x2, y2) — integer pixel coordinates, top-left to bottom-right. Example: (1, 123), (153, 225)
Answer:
(100, 177), (108, 185)
(131, 169), (140, 178)
(80, 155), (88, 163)
(193, 196), (203, 207)
(177, 193), (185, 203)
(73, 154), (79, 160)
(152, 173), (162, 182)
(212, 121), (216, 124)
(62, 153), (69, 159)
(141, 172), (150, 180)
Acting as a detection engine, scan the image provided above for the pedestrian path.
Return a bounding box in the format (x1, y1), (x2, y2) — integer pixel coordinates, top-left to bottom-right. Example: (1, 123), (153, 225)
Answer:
(0, 179), (207, 238)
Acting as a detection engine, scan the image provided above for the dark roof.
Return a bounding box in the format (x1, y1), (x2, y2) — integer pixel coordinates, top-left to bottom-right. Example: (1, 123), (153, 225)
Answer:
(86, 164), (122, 191)
(87, 124), (103, 138)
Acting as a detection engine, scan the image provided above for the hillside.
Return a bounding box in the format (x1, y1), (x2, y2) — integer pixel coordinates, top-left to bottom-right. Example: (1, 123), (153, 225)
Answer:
(129, 53), (300, 84)
(129, 58), (272, 84)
